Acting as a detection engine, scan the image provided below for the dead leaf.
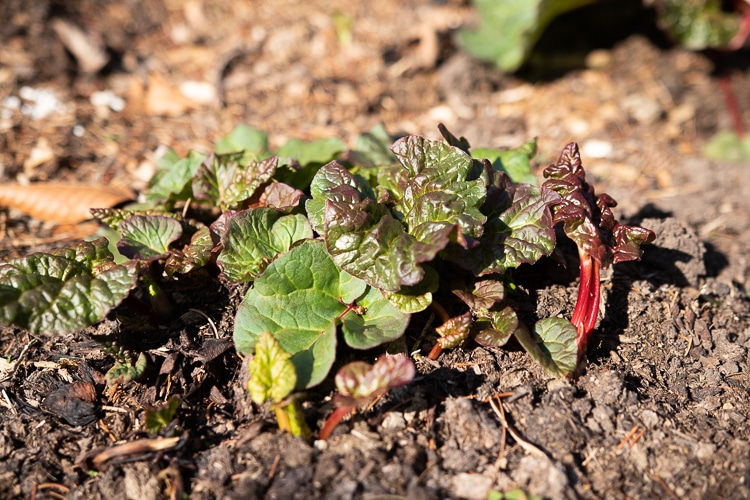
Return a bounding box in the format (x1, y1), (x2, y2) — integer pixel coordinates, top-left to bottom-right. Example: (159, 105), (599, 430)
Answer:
(146, 73), (197, 116)
(43, 381), (98, 426)
(0, 183), (133, 224)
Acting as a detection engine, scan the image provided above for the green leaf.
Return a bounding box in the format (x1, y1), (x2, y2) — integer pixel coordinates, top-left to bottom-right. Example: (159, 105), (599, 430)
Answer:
(91, 208), (178, 231)
(106, 352), (148, 383)
(515, 317), (578, 376)
(276, 137), (347, 189)
(191, 153), (277, 210)
(146, 150), (206, 204)
(341, 287), (410, 349)
(247, 332), (297, 404)
(436, 312), (473, 349)
(383, 265), (438, 313)
(703, 130), (750, 163)
(447, 180), (559, 275)
(234, 240), (367, 388)
(145, 397), (180, 434)
(334, 354), (415, 407)
(349, 124), (398, 167)
(0, 238), (137, 334)
(655, 0), (741, 50)
(473, 306), (518, 348)
(458, 0), (598, 72)
(217, 208), (313, 283)
(117, 215), (183, 260)
(471, 138), (538, 185)
(391, 135), (486, 239)
(164, 226), (214, 275)
(215, 124), (270, 161)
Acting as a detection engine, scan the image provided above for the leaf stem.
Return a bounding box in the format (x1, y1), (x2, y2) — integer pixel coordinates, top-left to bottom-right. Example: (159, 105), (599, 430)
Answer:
(319, 405), (354, 441)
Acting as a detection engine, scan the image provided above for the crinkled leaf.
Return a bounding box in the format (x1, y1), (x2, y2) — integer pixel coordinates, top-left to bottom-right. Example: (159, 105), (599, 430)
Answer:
(543, 143), (655, 267)
(106, 352), (148, 384)
(473, 306), (518, 348)
(471, 138), (538, 185)
(655, 0), (741, 50)
(117, 215), (183, 261)
(247, 332), (297, 405)
(91, 208), (177, 231)
(384, 265), (438, 313)
(258, 182), (305, 210)
(391, 135), (486, 238)
(458, 0), (598, 72)
(215, 124), (270, 162)
(306, 161), (375, 234)
(436, 311), (473, 349)
(447, 179), (559, 275)
(145, 397), (180, 434)
(0, 238), (137, 334)
(324, 195), (452, 292)
(165, 226), (214, 275)
(234, 241), (367, 388)
(191, 153), (277, 210)
(334, 354), (415, 407)
(452, 279), (505, 311)
(515, 318), (578, 376)
(341, 286), (410, 349)
(217, 208), (313, 283)
(146, 150), (206, 204)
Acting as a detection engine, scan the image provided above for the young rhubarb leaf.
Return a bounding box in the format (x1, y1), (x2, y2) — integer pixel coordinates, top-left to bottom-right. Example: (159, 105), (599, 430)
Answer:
(341, 286), (410, 349)
(234, 240), (368, 388)
(145, 397), (180, 434)
(215, 124), (270, 162)
(452, 279), (505, 312)
(247, 331), (297, 405)
(435, 311), (473, 349)
(191, 153), (277, 210)
(473, 306), (518, 348)
(515, 318), (578, 376)
(164, 226), (214, 276)
(276, 136), (347, 189)
(334, 354), (415, 407)
(390, 135), (486, 239)
(320, 354), (415, 440)
(383, 265), (439, 313)
(0, 238), (137, 334)
(543, 143), (655, 370)
(146, 150), (206, 205)
(216, 208), (313, 283)
(471, 138), (538, 185)
(257, 182), (306, 210)
(306, 161), (375, 235)
(446, 173), (559, 276)
(117, 215), (183, 261)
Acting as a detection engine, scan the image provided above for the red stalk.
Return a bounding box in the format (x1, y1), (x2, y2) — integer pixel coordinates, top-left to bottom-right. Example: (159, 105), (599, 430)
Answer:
(319, 405), (354, 441)
(571, 252), (601, 363)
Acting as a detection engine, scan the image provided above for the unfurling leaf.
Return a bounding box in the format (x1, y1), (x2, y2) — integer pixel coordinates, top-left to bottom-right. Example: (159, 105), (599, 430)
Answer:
(117, 215), (183, 261)
(0, 238), (137, 334)
(106, 352), (148, 384)
(334, 354), (415, 407)
(191, 153), (277, 210)
(473, 305), (518, 348)
(164, 226), (214, 275)
(436, 312), (473, 349)
(247, 332), (297, 405)
(145, 397), (180, 434)
(452, 279), (505, 312)
(217, 208), (313, 283)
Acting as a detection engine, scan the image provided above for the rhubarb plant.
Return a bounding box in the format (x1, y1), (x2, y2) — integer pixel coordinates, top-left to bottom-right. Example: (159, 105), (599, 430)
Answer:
(0, 123), (656, 437)
(542, 143), (656, 370)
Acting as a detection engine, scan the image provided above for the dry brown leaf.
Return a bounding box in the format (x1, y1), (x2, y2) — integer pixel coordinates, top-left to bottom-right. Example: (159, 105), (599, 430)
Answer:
(0, 183), (133, 224)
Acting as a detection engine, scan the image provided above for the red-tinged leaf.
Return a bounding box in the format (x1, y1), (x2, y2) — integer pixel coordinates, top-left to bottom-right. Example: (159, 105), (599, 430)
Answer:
(334, 354), (415, 407)
(436, 311), (473, 349)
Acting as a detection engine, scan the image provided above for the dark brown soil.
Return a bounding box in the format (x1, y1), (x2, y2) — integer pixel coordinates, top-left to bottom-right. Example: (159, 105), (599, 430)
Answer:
(1, 1), (749, 499)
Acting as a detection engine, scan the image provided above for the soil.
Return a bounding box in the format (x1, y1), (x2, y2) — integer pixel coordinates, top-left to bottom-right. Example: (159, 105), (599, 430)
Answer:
(1, 1), (749, 499)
